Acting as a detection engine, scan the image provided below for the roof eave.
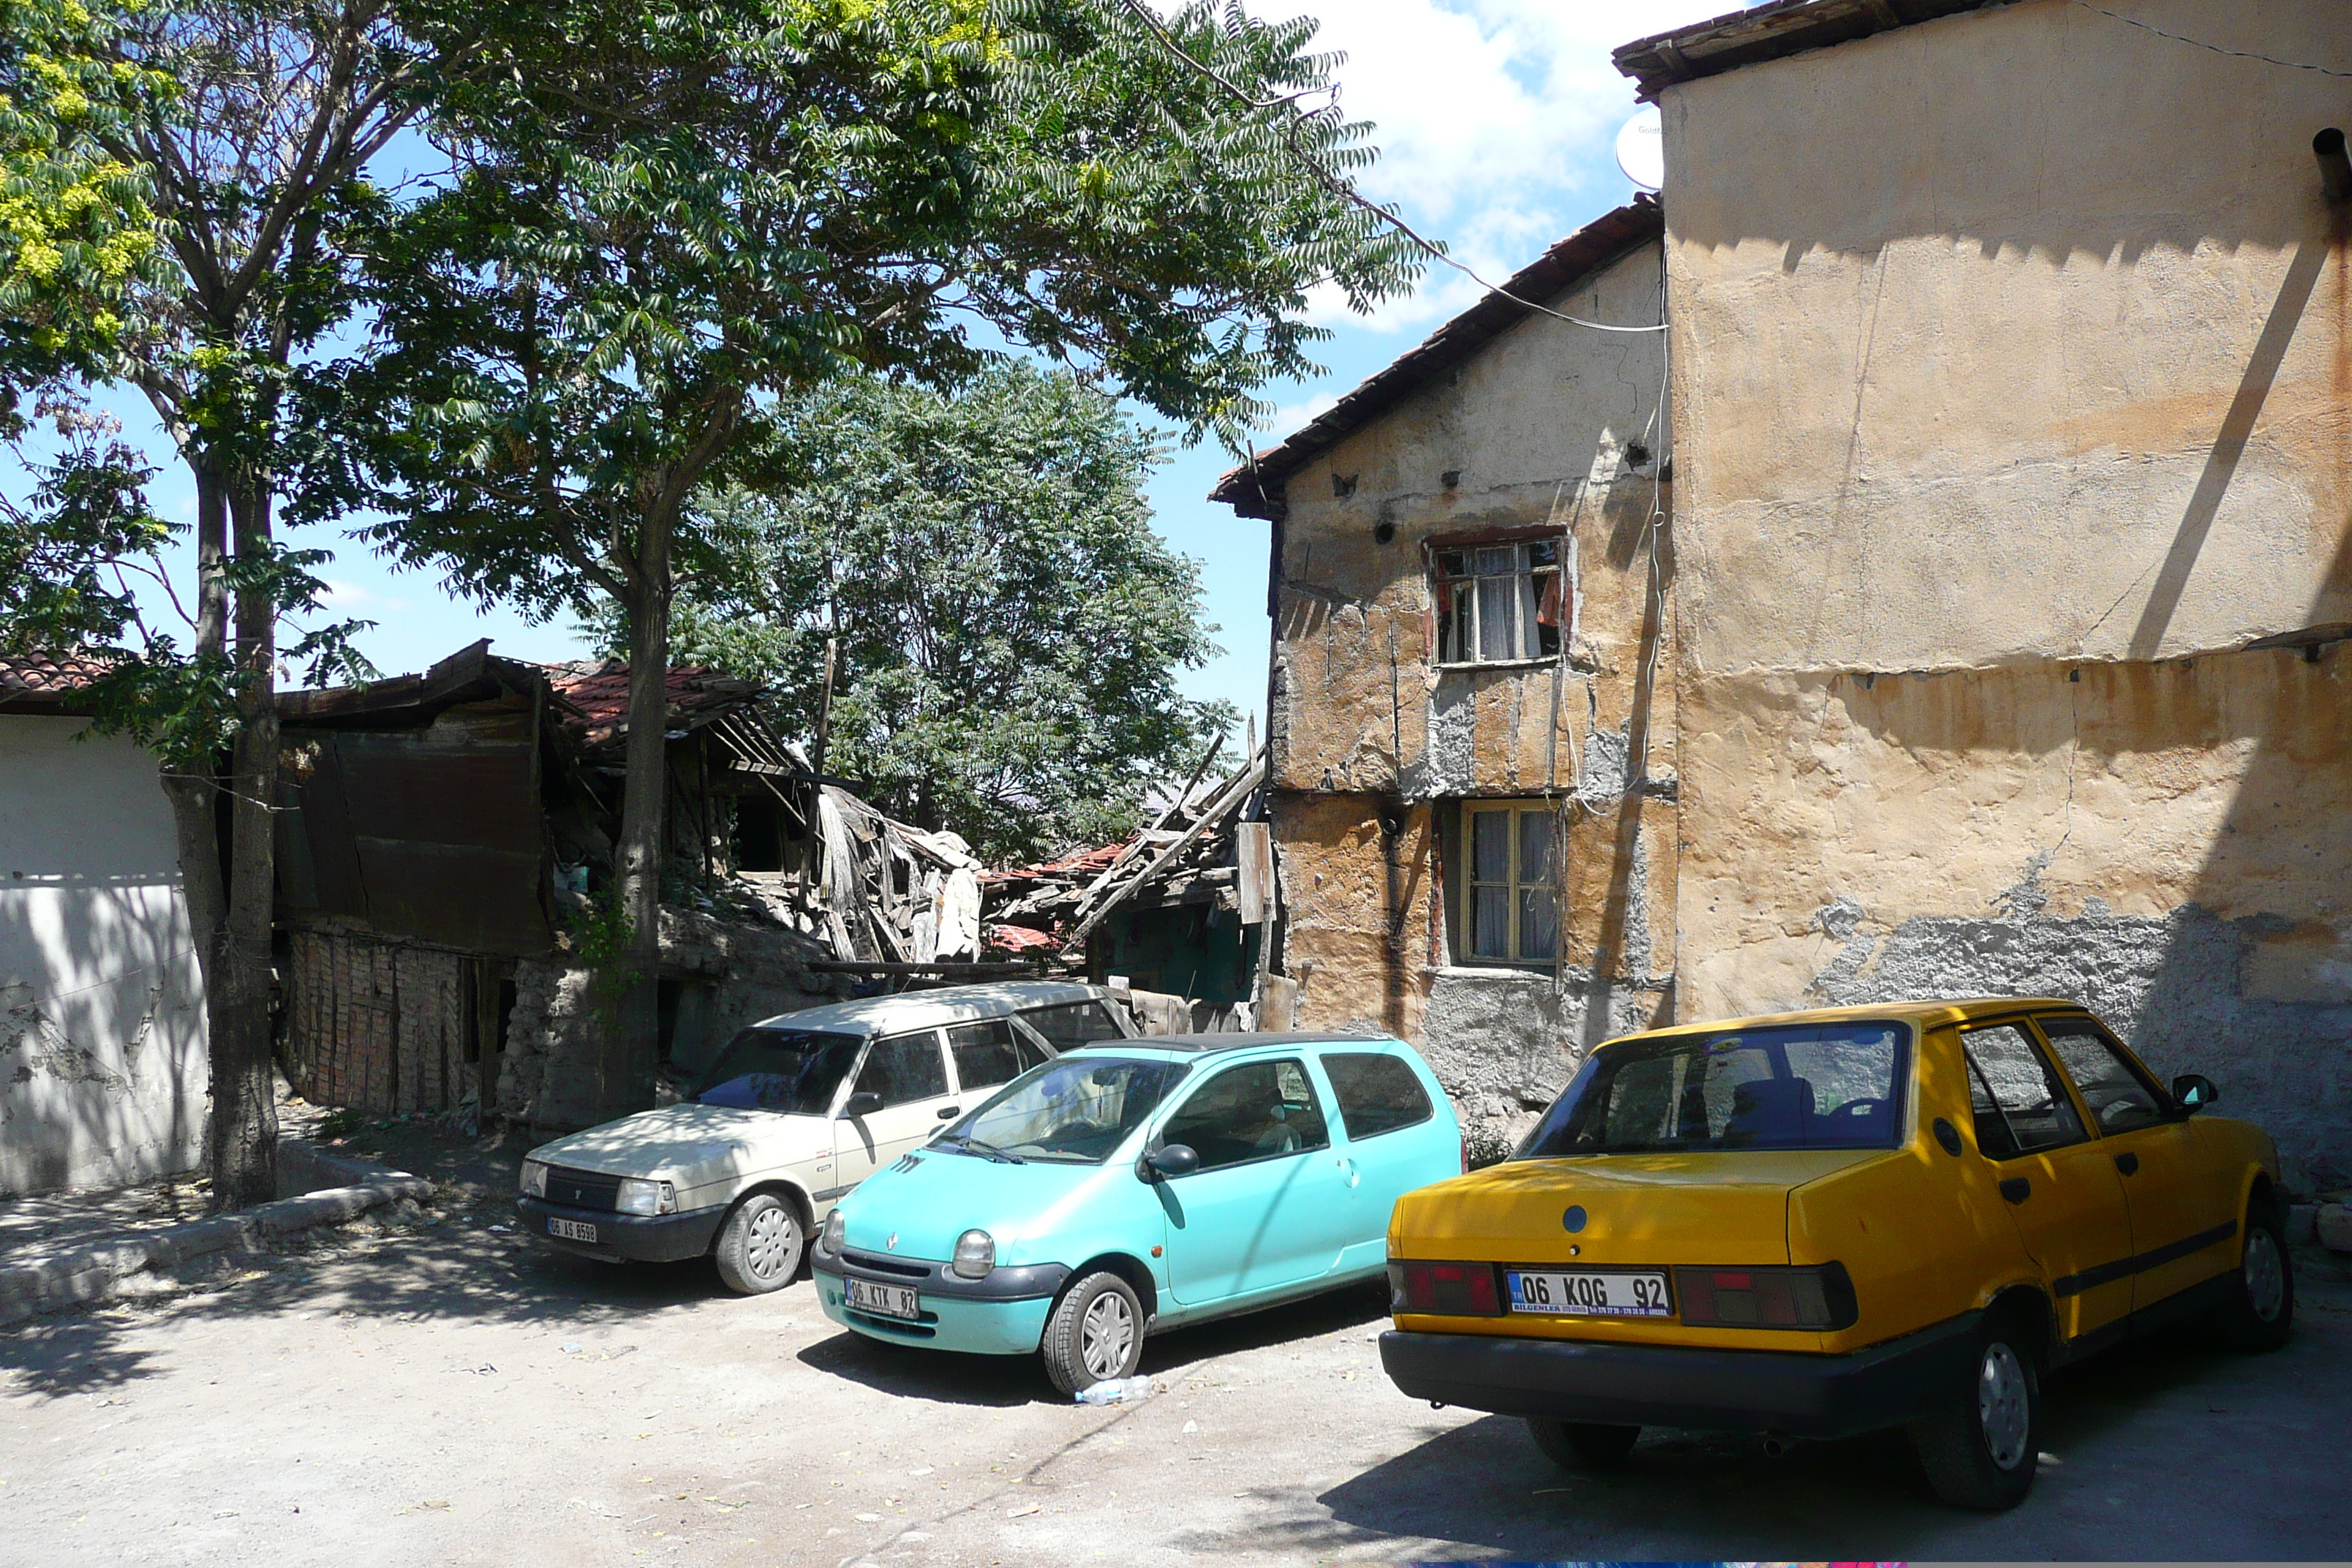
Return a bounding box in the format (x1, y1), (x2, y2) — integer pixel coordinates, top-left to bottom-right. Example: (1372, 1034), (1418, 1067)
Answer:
(1206, 196), (1665, 521)
(1613, 0), (2010, 99)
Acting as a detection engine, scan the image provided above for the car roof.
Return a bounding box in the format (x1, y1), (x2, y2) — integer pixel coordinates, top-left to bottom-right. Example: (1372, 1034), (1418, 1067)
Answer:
(1072, 1030), (1411, 1058)
(1593, 997), (2086, 1051)
(742, 981), (1112, 1039)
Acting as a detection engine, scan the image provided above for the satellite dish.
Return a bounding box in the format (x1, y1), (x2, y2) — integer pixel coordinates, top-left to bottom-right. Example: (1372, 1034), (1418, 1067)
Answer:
(1616, 105), (1664, 192)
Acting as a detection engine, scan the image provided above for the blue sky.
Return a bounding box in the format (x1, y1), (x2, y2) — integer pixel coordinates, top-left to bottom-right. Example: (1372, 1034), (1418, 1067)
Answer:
(18, 1), (1735, 725)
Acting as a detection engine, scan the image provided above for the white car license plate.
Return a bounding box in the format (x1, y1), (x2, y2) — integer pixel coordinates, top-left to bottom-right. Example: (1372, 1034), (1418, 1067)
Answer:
(1507, 1268), (1672, 1318)
(548, 1217), (600, 1244)
(845, 1278), (921, 1321)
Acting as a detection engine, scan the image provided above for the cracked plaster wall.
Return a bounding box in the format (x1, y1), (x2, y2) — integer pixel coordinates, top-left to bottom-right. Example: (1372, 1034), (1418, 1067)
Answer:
(1660, 0), (2352, 1183)
(1262, 244), (1683, 1141)
(0, 716), (208, 1196)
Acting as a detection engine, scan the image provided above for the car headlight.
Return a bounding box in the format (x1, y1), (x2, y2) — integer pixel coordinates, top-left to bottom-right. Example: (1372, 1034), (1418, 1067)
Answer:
(616, 1177), (676, 1217)
(819, 1209), (846, 1256)
(519, 1159), (549, 1198)
(951, 1229), (995, 1280)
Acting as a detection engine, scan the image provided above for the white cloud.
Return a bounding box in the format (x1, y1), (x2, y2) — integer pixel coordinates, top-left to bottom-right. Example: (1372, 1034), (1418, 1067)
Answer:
(1264, 0), (1730, 334)
(1257, 389), (1342, 437)
(319, 579), (374, 608)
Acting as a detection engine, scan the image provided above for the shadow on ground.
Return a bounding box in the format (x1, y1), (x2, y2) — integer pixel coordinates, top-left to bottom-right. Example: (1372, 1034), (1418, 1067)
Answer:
(796, 1278), (1392, 1408)
(1242, 1320), (2352, 1560)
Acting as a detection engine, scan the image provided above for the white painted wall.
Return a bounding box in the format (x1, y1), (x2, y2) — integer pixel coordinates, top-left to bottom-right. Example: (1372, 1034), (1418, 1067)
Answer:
(0, 715), (207, 1195)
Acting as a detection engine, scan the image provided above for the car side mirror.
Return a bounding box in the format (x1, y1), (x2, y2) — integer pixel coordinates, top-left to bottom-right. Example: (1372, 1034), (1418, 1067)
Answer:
(840, 1090), (885, 1119)
(1139, 1143), (1200, 1181)
(2171, 1073), (2218, 1115)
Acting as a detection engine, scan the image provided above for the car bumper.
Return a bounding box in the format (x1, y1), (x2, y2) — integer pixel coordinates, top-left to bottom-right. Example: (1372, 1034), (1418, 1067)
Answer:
(516, 1196), (726, 1264)
(1379, 1312), (1983, 1440)
(813, 1252), (1066, 1356)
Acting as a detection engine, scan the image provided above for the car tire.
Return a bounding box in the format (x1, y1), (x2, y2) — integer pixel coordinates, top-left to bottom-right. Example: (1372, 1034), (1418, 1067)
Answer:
(2217, 1202), (2294, 1352)
(1909, 1311), (2041, 1512)
(1525, 1418), (1639, 1471)
(713, 1193), (804, 1295)
(1040, 1270), (1145, 1395)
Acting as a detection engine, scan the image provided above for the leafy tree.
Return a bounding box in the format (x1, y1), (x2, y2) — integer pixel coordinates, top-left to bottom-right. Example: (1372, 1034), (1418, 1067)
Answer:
(595, 362), (1232, 864)
(2, 0), (452, 1207)
(346, 0), (1416, 1117)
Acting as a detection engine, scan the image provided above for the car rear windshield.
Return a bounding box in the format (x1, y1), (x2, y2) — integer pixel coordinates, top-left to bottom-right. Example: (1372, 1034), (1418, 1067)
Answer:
(1519, 1022), (1910, 1157)
(695, 1028), (864, 1114)
(939, 1056), (1191, 1164)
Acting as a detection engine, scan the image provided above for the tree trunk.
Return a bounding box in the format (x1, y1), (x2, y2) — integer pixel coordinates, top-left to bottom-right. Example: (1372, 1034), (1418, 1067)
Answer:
(208, 478), (280, 1211)
(603, 510), (673, 1120)
(165, 462), (233, 1187)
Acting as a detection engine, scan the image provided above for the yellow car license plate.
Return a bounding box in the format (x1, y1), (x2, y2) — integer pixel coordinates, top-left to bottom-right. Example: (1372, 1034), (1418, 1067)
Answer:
(1507, 1268), (1672, 1318)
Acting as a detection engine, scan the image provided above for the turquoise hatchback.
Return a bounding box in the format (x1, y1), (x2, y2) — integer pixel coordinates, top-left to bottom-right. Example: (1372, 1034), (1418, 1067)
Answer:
(812, 1033), (1461, 1391)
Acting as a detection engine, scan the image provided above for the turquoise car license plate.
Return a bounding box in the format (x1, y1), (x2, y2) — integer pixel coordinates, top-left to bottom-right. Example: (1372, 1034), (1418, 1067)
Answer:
(845, 1278), (921, 1320)
(1507, 1268), (1672, 1318)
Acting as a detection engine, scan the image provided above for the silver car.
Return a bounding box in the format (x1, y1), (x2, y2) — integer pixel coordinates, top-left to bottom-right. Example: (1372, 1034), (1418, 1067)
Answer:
(516, 981), (1137, 1292)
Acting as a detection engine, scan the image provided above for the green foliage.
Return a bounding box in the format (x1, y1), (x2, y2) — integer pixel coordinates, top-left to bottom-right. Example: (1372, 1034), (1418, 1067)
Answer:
(342, 0), (1418, 611)
(566, 886), (641, 1012)
(0, 396), (375, 763)
(0, 0), (168, 422)
(592, 361), (1232, 862)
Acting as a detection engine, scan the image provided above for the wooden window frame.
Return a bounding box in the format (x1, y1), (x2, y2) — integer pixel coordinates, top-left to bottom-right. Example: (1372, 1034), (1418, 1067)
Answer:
(1426, 528), (1569, 669)
(1454, 798), (1563, 970)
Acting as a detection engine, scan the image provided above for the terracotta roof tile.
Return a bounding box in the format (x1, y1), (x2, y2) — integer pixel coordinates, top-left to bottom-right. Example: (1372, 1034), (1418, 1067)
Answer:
(0, 652), (111, 704)
(539, 660), (765, 747)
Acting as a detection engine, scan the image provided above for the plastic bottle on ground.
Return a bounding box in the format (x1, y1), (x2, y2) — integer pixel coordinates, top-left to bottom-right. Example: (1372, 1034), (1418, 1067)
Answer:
(1074, 1376), (1154, 1406)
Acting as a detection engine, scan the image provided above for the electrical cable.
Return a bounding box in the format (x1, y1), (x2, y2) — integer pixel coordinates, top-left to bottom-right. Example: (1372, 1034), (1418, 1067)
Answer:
(1110, 0), (1667, 334)
(2071, 1), (2352, 78)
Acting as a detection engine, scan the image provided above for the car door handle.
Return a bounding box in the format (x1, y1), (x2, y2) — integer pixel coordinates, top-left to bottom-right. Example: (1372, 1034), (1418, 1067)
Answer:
(1999, 1177), (2032, 1204)
(2114, 1151), (2139, 1175)
(936, 1106), (960, 1120)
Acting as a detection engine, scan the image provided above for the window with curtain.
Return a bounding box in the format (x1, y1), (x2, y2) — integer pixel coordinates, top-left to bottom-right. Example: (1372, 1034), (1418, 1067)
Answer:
(1433, 538), (1566, 664)
(1462, 801), (1560, 965)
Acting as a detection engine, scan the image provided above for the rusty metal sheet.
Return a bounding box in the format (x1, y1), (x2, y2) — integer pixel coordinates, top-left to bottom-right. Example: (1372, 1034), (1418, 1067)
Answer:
(277, 732), (553, 955)
(332, 735), (540, 845)
(297, 738), (370, 919)
(352, 840), (551, 956)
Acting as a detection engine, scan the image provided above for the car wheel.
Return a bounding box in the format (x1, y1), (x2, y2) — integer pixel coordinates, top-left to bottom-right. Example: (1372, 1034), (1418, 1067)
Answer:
(1041, 1270), (1145, 1395)
(1525, 1418), (1639, 1471)
(2217, 1202), (2294, 1352)
(1910, 1312), (2041, 1511)
(713, 1193), (804, 1295)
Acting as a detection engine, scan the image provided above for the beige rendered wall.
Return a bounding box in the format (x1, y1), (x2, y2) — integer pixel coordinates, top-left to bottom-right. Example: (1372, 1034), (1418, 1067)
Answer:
(1660, 0), (2352, 1180)
(1266, 244), (1680, 1143)
(0, 715), (208, 1195)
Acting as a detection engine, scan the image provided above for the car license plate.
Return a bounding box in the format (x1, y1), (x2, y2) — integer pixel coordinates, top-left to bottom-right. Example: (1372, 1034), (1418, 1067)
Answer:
(845, 1278), (921, 1321)
(548, 1216), (600, 1244)
(1507, 1268), (1672, 1318)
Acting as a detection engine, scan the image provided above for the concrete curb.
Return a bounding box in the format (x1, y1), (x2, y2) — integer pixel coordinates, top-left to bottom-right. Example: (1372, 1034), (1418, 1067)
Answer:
(0, 1141), (433, 1328)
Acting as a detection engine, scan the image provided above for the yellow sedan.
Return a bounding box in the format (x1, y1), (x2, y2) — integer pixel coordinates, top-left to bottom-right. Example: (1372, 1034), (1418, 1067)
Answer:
(1379, 998), (2293, 1510)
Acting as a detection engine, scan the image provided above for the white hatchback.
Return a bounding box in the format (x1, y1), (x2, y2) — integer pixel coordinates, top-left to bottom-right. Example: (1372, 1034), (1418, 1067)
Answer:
(516, 981), (1136, 1292)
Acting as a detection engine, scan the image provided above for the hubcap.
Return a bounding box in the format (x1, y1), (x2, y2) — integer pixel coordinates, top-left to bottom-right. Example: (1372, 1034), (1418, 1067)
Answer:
(2244, 1227), (2285, 1322)
(746, 1205), (796, 1279)
(1080, 1291), (1135, 1380)
(1978, 1341), (2031, 1471)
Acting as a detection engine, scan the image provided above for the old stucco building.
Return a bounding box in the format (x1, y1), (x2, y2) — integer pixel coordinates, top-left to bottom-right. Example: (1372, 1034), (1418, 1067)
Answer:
(1218, 0), (2351, 1183)
(1210, 198), (1678, 1152)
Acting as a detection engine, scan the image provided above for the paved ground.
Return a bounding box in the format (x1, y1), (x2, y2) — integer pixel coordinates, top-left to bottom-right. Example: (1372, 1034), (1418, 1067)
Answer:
(4, 1124), (2349, 1566)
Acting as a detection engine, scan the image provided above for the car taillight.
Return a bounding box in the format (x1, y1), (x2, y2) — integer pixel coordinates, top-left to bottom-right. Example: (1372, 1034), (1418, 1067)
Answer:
(1674, 1264), (1857, 1330)
(1388, 1259), (1502, 1316)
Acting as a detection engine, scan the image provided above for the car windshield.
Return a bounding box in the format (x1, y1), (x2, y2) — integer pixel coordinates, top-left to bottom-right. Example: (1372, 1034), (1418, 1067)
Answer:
(938, 1056), (1191, 1164)
(695, 1028), (864, 1114)
(1519, 1022), (1909, 1156)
